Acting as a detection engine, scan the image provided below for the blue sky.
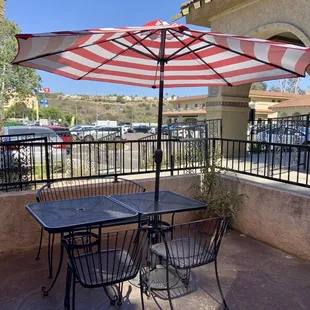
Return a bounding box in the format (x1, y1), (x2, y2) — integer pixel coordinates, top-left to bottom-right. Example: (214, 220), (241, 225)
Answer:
(5, 0), (310, 96)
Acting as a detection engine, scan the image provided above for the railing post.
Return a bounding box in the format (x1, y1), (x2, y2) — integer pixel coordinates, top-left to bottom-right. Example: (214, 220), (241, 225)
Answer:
(44, 137), (51, 181)
(304, 114), (310, 169)
(266, 118), (272, 177)
(212, 138), (216, 168)
(168, 124), (174, 176)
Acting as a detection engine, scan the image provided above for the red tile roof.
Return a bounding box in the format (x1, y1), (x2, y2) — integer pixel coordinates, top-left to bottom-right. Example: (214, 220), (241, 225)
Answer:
(163, 110), (207, 116)
(249, 90), (302, 99)
(271, 96), (310, 109)
(171, 95), (208, 102)
(255, 109), (273, 114)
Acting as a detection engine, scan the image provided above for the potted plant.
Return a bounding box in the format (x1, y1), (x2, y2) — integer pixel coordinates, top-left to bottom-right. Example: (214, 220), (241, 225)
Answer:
(193, 155), (245, 236)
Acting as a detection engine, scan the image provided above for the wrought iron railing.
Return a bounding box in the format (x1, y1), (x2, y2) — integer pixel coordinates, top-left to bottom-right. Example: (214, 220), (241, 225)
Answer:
(208, 138), (310, 188)
(0, 138), (209, 191)
(0, 134), (309, 192)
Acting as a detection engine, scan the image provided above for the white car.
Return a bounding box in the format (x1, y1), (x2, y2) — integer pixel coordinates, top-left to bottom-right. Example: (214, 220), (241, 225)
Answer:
(171, 125), (204, 139)
(70, 125), (94, 141)
(257, 127), (309, 145)
(0, 126), (67, 171)
(83, 126), (127, 141)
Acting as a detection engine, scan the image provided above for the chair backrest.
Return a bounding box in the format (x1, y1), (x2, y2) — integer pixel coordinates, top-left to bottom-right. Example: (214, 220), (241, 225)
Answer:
(36, 176), (146, 202)
(161, 217), (230, 269)
(62, 228), (147, 287)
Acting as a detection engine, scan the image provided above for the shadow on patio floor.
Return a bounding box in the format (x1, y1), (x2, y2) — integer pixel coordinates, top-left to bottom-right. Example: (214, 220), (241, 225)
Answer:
(1, 230), (310, 310)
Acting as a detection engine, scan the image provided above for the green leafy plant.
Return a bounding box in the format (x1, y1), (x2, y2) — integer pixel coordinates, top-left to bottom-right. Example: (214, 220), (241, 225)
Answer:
(195, 157), (245, 219)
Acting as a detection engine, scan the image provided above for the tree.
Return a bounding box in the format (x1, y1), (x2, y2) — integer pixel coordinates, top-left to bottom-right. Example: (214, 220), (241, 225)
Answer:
(269, 78), (306, 94)
(116, 95), (126, 103)
(251, 82), (268, 91)
(39, 107), (63, 120)
(0, 18), (42, 118)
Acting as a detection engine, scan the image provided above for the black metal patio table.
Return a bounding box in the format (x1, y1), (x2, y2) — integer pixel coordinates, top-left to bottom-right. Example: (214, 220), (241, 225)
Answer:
(26, 195), (138, 295)
(110, 190), (206, 217)
(109, 191), (206, 292)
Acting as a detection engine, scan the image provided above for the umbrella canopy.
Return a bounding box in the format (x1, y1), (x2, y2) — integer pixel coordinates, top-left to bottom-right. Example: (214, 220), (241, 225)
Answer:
(12, 20), (310, 202)
(13, 20), (310, 87)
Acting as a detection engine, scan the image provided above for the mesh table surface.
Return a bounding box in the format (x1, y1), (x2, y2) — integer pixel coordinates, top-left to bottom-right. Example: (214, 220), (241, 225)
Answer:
(26, 196), (138, 233)
(110, 191), (206, 216)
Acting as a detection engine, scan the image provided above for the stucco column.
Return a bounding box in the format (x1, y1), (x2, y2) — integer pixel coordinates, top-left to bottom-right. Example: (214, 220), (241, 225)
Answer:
(206, 86), (251, 157)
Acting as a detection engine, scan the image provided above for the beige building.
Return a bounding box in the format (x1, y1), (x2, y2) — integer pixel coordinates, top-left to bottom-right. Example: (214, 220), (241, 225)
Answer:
(271, 95), (310, 117)
(4, 94), (38, 110)
(163, 90), (301, 123)
(0, 0), (6, 20)
(172, 0), (310, 145)
(249, 91), (302, 119)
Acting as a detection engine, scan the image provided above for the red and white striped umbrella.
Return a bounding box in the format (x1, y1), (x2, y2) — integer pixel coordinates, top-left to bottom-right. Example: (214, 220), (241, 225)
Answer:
(12, 20), (310, 88)
(12, 20), (310, 202)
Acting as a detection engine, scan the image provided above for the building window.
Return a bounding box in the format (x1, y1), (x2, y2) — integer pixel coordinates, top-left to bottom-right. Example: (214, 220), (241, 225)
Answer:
(185, 104), (188, 109)
(194, 103), (198, 108)
(175, 103), (180, 109)
(278, 100), (281, 102)
(202, 103), (205, 108)
(272, 100), (275, 102)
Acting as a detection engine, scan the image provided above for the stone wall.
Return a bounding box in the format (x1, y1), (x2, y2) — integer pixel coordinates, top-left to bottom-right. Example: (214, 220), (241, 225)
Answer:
(0, 174), (201, 255)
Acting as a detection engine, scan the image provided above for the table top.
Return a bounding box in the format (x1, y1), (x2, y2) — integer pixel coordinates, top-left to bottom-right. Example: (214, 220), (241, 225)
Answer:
(110, 191), (206, 216)
(26, 196), (138, 233)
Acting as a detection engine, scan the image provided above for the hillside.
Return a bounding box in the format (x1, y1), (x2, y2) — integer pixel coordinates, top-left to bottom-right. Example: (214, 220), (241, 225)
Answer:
(45, 94), (172, 124)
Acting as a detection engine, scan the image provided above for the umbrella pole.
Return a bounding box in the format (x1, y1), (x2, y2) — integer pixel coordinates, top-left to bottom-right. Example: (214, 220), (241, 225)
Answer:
(154, 30), (166, 203)
(154, 68), (164, 203)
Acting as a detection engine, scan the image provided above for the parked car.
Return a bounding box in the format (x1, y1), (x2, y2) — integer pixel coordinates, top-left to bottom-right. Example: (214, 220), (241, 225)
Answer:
(149, 127), (157, 134)
(82, 126), (127, 141)
(70, 125), (94, 141)
(132, 125), (151, 133)
(45, 125), (73, 154)
(257, 127), (310, 145)
(0, 126), (67, 171)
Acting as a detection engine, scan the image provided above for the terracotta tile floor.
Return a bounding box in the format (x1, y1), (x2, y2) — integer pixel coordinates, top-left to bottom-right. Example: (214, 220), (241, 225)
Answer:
(1, 230), (310, 310)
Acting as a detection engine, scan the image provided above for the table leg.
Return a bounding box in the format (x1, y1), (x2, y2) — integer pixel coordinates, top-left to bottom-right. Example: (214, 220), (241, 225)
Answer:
(42, 233), (64, 296)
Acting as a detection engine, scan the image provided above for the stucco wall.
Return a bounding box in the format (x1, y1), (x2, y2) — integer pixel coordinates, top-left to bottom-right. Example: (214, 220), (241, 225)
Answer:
(0, 174), (201, 255)
(207, 0), (310, 47)
(222, 174), (310, 261)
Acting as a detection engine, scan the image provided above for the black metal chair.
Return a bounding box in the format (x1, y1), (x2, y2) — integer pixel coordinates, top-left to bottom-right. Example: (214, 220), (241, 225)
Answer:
(62, 228), (148, 310)
(35, 176), (146, 278)
(149, 217), (230, 310)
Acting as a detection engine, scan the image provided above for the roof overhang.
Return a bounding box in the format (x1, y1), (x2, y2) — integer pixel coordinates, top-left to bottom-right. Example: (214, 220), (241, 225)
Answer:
(173, 0), (259, 27)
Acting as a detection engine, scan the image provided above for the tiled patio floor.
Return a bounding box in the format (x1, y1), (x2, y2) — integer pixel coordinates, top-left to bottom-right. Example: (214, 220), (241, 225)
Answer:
(1, 230), (310, 310)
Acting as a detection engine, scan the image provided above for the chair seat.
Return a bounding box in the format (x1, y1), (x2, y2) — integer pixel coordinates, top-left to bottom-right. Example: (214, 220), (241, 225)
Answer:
(70, 249), (137, 287)
(151, 238), (214, 268)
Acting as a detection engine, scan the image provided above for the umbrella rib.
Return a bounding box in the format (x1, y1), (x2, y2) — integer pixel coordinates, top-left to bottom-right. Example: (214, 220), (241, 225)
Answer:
(165, 33), (206, 61)
(167, 29), (233, 86)
(168, 44), (212, 61)
(77, 31), (158, 80)
(127, 33), (158, 60)
(110, 37), (158, 61)
(183, 30), (304, 77)
(12, 30), (150, 65)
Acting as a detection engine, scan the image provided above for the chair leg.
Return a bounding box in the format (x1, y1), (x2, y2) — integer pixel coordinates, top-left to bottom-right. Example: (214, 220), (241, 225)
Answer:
(139, 270), (145, 310)
(117, 282), (123, 305)
(165, 258), (174, 310)
(36, 227), (43, 260)
(64, 267), (72, 310)
(72, 277), (76, 310)
(214, 260), (229, 310)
